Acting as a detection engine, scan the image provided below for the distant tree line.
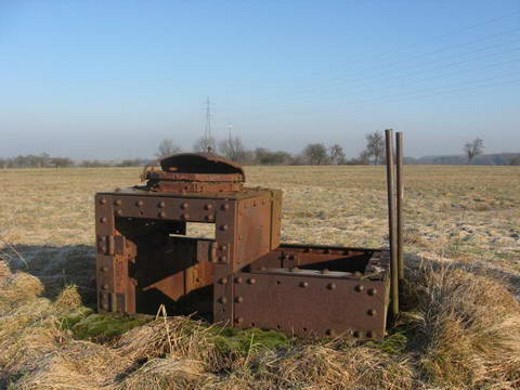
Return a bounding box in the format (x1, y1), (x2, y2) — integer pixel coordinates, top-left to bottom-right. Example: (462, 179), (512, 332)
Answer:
(2, 133), (517, 169)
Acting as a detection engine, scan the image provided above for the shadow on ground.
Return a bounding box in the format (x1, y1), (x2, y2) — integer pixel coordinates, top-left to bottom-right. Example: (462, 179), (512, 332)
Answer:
(1, 244), (97, 307)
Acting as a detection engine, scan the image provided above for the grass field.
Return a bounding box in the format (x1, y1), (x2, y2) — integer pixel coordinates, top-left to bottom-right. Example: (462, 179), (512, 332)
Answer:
(1, 165), (519, 389)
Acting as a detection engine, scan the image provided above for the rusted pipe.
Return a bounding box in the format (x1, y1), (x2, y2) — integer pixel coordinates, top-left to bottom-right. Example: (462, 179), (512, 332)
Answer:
(385, 129), (399, 317)
(396, 132), (404, 281)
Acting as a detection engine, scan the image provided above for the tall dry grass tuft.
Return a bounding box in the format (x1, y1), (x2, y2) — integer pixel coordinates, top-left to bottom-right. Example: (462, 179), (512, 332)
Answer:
(115, 316), (220, 369)
(237, 341), (415, 390)
(409, 262), (520, 388)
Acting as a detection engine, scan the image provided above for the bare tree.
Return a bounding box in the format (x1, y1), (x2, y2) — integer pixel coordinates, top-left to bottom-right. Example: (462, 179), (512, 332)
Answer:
(219, 133), (246, 161)
(464, 138), (484, 162)
(328, 144), (346, 165)
(156, 139), (181, 159)
(365, 131), (385, 165)
(193, 135), (216, 153)
(303, 143), (328, 165)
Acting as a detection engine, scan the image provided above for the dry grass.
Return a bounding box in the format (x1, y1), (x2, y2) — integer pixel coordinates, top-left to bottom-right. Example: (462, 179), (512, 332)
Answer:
(0, 165), (519, 389)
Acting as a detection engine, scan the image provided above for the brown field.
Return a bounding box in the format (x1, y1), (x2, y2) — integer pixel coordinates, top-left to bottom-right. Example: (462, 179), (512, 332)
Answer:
(1, 165), (519, 389)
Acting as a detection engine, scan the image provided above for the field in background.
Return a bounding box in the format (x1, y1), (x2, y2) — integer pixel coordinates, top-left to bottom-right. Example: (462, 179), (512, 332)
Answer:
(0, 165), (519, 389)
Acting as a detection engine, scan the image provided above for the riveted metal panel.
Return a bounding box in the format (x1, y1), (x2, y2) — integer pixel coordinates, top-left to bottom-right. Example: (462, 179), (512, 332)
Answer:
(233, 271), (389, 339)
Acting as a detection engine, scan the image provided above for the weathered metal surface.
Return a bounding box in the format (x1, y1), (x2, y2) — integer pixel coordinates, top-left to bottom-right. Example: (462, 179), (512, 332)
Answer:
(233, 270), (388, 339)
(96, 150), (396, 339)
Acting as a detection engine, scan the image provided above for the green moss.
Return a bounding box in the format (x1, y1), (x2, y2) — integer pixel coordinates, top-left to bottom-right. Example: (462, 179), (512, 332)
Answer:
(71, 313), (153, 342)
(59, 306), (93, 330)
(210, 326), (291, 356)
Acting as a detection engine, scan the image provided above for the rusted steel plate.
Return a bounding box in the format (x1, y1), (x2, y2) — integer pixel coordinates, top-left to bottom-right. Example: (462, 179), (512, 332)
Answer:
(233, 271), (389, 339)
(160, 152), (245, 179)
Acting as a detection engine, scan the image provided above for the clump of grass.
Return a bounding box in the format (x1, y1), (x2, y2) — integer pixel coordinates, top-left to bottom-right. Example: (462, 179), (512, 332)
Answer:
(409, 263), (520, 388)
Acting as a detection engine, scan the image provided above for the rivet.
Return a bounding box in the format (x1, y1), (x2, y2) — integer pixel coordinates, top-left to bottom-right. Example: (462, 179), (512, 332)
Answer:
(300, 281), (309, 288)
(101, 266), (108, 272)
(158, 211), (166, 218)
(327, 283), (336, 290)
(136, 200), (144, 207)
(100, 217), (107, 223)
(353, 330), (362, 338)
(354, 284), (365, 292)
(99, 198), (107, 205)
(181, 202), (189, 209)
(235, 317), (244, 324)
(367, 288), (377, 296)
(221, 224), (228, 231)
(114, 199), (122, 206)
(221, 244), (228, 251)
(158, 201), (166, 208)
(235, 277), (243, 284)
(218, 297), (227, 304)
(247, 278), (256, 285)
(235, 296), (243, 303)
(116, 209), (123, 216)
(219, 277), (228, 285)
(100, 246), (107, 253)
(321, 268), (330, 274)
(205, 215), (214, 221)
(367, 309), (377, 316)
(288, 255), (295, 261)
(221, 204), (229, 211)
(366, 331), (375, 339)
(102, 283), (109, 290)
(181, 213), (189, 220)
(101, 303), (109, 310)
(219, 255), (227, 262)
(204, 204), (213, 210)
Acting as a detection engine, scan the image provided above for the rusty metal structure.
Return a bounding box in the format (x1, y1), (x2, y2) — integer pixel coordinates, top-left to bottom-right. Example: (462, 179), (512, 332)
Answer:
(95, 132), (404, 339)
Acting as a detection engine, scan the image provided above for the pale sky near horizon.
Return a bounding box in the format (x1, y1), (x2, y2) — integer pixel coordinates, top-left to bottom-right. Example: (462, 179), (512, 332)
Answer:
(0, 1), (519, 160)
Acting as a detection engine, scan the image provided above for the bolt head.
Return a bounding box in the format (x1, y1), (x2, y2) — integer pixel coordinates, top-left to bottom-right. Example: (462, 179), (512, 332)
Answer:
(300, 281), (309, 288)
(327, 283), (336, 290)
(99, 198), (107, 205)
(235, 317), (244, 324)
(221, 224), (228, 231)
(158, 211), (166, 218)
(204, 204), (213, 210)
(158, 201), (166, 208)
(100, 217), (107, 223)
(218, 297), (227, 304)
(221, 204), (229, 211)
(367, 288), (377, 296)
(219, 277), (228, 285)
(247, 278), (256, 285)
(367, 309), (377, 316)
(235, 296), (243, 303)
(116, 209), (123, 216)
(114, 199), (122, 206)
(136, 200), (144, 207)
(234, 277), (243, 284)
(181, 202), (189, 209)
(354, 284), (365, 292)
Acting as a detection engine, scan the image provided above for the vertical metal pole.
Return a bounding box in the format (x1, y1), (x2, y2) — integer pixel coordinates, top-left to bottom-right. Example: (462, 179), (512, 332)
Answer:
(396, 132), (404, 281)
(385, 129), (399, 317)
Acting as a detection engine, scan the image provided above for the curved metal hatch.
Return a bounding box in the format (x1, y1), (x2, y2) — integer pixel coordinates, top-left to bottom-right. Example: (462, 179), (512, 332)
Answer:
(144, 153), (245, 193)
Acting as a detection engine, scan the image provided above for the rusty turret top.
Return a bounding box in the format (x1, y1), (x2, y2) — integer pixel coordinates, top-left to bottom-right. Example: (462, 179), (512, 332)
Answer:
(144, 153), (245, 194)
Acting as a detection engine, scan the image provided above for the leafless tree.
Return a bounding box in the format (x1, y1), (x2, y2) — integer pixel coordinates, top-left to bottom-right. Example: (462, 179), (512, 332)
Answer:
(219, 133), (246, 161)
(365, 131), (385, 165)
(303, 143), (329, 165)
(156, 139), (181, 158)
(328, 144), (346, 165)
(193, 136), (216, 153)
(464, 138), (484, 162)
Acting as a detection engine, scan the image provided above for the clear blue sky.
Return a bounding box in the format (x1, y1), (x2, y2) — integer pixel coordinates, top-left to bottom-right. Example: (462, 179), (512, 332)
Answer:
(1, 0), (519, 160)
